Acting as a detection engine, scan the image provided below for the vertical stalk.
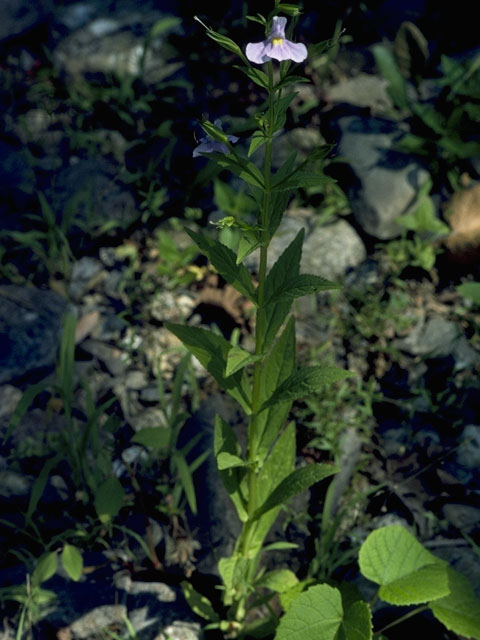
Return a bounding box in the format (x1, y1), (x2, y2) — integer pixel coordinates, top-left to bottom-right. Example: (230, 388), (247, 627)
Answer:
(239, 60), (275, 550)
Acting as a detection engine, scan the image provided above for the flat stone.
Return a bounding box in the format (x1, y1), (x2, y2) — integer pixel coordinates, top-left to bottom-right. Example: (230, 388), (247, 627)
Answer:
(0, 285), (66, 384)
(336, 115), (430, 239)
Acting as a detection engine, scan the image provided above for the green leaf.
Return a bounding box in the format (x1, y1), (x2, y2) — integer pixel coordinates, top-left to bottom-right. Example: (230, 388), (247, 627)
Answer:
(274, 584), (343, 640)
(234, 65), (269, 89)
(261, 365), (352, 411)
(225, 345), (262, 377)
(208, 152), (265, 188)
(200, 120), (231, 144)
(265, 273), (341, 305)
(26, 455), (60, 524)
(457, 281), (480, 305)
(174, 451), (197, 514)
(248, 131), (269, 157)
(262, 229), (304, 350)
(267, 92), (298, 131)
(248, 422), (296, 555)
(94, 476), (125, 524)
(337, 601), (372, 640)
(181, 581), (219, 622)
(358, 525), (449, 605)
(32, 552), (58, 587)
(257, 569), (299, 593)
(217, 451), (246, 470)
(214, 415), (248, 521)
(236, 234), (262, 264)
(61, 544), (83, 582)
(256, 318), (296, 458)
(186, 229), (256, 302)
(165, 323), (251, 413)
(254, 463), (337, 520)
(218, 554), (250, 603)
(272, 169), (329, 191)
(132, 427), (171, 451)
(430, 567), (480, 639)
(372, 44), (410, 111)
(274, 75), (310, 90)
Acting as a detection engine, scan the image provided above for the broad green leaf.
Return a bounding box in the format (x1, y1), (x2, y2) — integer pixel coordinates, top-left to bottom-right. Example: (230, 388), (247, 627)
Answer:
(225, 345), (262, 377)
(181, 581), (219, 622)
(257, 569), (299, 593)
(214, 415), (248, 521)
(279, 578), (316, 612)
(236, 233), (261, 264)
(165, 323), (251, 413)
(248, 422), (296, 555)
(358, 525), (449, 605)
(372, 44), (410, 111)
(265, 273), (341, 305)
(262, 230), (303, 351)
(253, 463), (337, 520)
(132, 427), (171, 451)
(275, 583), (343, 640)
(336, 601), (372, 640)
(61, 544), (83, 582)
(218, 554), (250, 603)
(256, 318), (296, 458)
(94, 476), (125, 524)
(32, 552), (58, 587)
(457, 281), (480, 305)
(248, 131), (268, 157)
(174, 451), (197, 514)
(430, 567), (480, 639)
(186, 229), (256, 302)
(261, 365), (352, 412)
(217, 451), (245, 470)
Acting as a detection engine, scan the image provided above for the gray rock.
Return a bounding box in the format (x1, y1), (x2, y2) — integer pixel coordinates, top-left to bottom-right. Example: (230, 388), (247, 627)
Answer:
(456, 425), (480, 472)
(0, 285), (66, 384)
(69, 257), (105, 301)
(336, 115), (430, 239)
(323, 73), (392, 111)
(301, 219), (367, 281)
(394, 316), (460, 358)
(49, 158), (137, 229)
(244, 211), (366, 282)
(0, 0), (53, 41)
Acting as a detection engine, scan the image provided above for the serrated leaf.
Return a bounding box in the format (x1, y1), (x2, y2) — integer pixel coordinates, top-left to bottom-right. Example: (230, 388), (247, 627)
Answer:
(237, 234), (261, 264)
(165, 323), (251, 413)
(358, 525), (449, 606)
(256, 318), (296, 458)
(225, 345), (262, 377)
(94, 476), (125, 524)
(261, 365), (352, 411)
(208, 152), (265, 188)
(265, 273), (341, 305)
(61, 544), (83, 582)
(132, 427), (171, 451)
(430, 567), (480, 639)
(32, 552), (58, 587)
(214, 416), (248, 521)
(181, 581), (219, 622)
(248, 131), (268, 157)
(275, 584), (343, 640)
(257, 569), (299, 593)
(186, 229), (256, 302)
(337, 601), (372, 640)
(217, 451), (245, 470)
(262, 229), (303, 350)
(254, 463), (337, 520)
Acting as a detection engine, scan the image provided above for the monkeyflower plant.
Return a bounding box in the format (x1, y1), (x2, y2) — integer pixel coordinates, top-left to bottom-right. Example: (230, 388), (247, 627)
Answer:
(168, 4), (480, 639)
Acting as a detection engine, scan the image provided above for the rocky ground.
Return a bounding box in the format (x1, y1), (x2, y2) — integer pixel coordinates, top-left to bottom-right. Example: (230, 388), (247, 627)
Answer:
(1, 1), (480, 639)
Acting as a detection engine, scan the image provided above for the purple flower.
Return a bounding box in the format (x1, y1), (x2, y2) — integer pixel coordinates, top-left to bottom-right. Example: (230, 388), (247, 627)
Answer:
(246, 16), (307, 64)
(192, 119), (239, 158)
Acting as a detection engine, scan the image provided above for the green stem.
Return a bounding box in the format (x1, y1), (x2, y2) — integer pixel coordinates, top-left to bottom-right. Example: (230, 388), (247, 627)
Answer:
(373, 605), (429, 637)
